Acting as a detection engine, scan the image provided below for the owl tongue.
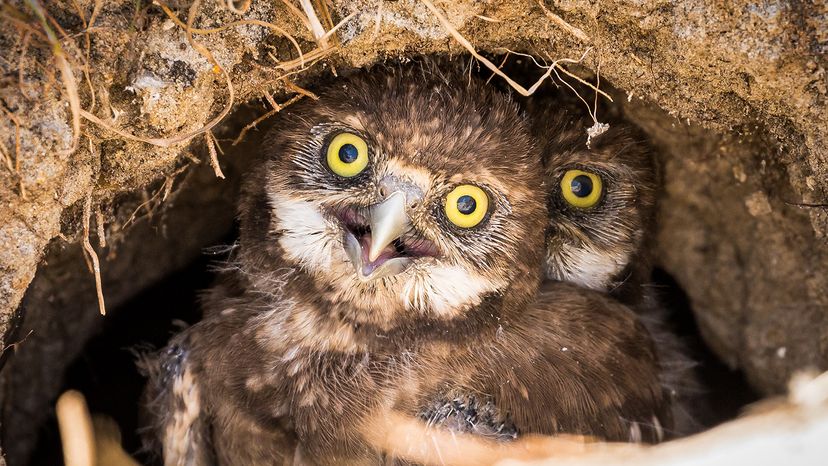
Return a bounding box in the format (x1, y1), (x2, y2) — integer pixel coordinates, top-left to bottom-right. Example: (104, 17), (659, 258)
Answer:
(359, 233), (397, 276)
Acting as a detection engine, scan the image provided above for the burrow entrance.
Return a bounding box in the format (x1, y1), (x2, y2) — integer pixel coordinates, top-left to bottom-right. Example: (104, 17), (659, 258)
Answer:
(2, 60), (761, 466)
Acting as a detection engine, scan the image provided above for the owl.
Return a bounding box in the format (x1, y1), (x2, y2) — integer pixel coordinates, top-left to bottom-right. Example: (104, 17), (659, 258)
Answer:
(531, 102), (700, 434)
(141, 65), (670, 465)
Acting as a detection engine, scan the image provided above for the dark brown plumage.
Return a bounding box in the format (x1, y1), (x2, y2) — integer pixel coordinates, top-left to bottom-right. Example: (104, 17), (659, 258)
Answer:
(531, 102), (700, 435)
(141, 65), (670, 465)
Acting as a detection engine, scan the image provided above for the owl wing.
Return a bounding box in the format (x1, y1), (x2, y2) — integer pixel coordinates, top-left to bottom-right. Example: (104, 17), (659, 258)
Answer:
(420, 281), (671, 443)
(140, 333), (214, 466)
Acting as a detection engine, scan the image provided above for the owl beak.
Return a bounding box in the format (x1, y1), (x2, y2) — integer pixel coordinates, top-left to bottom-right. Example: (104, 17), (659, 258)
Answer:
(367, 191), (410, 262)
(339, 190), (438, 280)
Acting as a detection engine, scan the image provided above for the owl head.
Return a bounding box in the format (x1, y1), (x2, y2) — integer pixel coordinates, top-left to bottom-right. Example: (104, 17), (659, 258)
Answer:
(239, 66), (547, 329)
(535, 108), (657, 303)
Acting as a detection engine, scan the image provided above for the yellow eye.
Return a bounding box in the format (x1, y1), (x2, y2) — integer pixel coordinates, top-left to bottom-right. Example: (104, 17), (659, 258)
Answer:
(445, 184), (489, 228)
(326, 132), (369, 178)
(560, 169), (603, 208)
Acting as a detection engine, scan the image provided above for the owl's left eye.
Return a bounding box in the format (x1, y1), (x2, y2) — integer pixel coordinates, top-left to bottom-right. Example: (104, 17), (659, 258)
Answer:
(326, 132), (369, 177)
(560, 169), (603, 208)
(445, 184), (489, 228)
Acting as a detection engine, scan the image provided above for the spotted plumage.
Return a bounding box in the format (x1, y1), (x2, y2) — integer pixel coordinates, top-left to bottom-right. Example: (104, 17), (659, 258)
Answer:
(141, 64), (670, 465)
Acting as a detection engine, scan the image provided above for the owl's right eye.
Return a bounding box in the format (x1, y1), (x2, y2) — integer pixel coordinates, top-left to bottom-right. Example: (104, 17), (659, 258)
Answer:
(560, 169), (603, 208)
(326, 132), (369, 177)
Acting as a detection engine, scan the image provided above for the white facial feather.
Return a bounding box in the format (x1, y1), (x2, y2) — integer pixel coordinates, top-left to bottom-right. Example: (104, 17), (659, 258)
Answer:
(549, 242), (629, 291)
(402, 264), (502, 317)
(268, 191), (337, 272)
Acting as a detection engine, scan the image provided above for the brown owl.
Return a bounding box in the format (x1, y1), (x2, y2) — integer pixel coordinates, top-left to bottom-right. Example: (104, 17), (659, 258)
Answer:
(532, 102), (700, 435)
(141, 64), (670, 465)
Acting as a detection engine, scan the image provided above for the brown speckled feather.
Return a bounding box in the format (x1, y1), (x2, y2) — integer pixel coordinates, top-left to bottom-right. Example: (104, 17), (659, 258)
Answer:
(141, 63), (670, 465)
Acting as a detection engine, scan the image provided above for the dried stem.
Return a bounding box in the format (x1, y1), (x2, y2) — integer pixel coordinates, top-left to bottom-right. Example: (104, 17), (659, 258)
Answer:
(298, 0), (328, 48)
(156, 1), (305, 66)
(280, 0), (312, 32)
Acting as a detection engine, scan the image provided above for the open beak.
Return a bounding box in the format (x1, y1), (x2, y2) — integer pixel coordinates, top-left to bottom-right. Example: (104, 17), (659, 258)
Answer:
(342, 191), (415, 280)
(367, 192), (409, 262)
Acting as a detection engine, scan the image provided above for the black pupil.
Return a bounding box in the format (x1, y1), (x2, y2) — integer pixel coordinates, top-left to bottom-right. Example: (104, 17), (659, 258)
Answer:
(570, 175), (593, 198)
(457, 195), (477, 215)
(338, 143), (359, 163)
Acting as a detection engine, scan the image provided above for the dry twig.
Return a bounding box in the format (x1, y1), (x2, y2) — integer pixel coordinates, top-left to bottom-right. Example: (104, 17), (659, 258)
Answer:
(280, 0), (312, 32)
(95, 207), (106, 248)
(421, 0), (592, 99)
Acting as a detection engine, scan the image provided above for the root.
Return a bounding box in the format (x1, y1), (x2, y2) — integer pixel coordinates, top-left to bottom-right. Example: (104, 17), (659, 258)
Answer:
(421, 0), (605, 102)
(232, 93), (305, 145)
(95, 207), (106, 248)
(205, 130), (225, 179)
(123, 164), (193, 229)
(284, 77), (319, 99)
(82, 192), (106, 316)
(535, 0), (590, 43)
(420, 0), (611, 131)
(156, 1), (305, 66)
(280, 0), (313, 33)
(80, 0), (352, 148)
